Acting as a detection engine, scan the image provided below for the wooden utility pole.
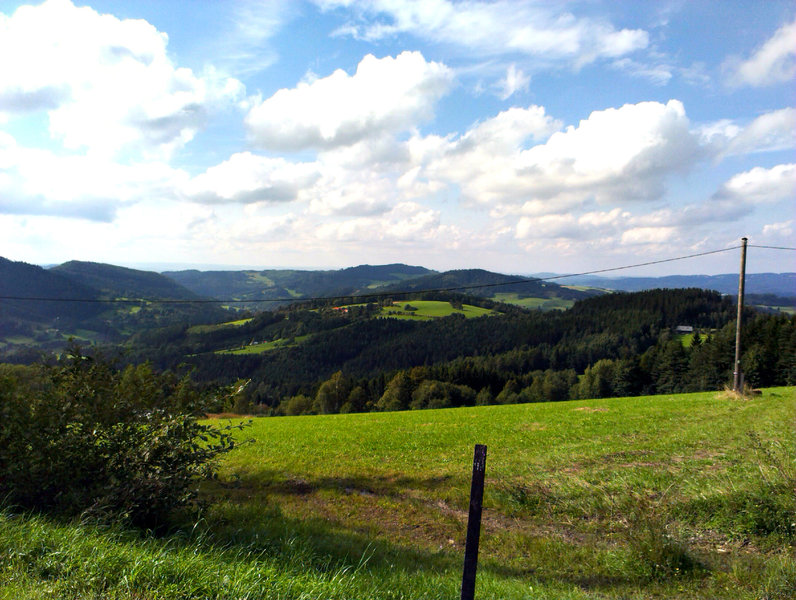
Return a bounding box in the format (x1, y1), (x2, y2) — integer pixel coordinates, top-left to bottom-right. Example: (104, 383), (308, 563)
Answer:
(733, 237), (748, 392)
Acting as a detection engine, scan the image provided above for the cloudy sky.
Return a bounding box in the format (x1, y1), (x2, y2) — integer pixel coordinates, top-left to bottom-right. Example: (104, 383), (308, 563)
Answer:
(0, 0), (793, 275)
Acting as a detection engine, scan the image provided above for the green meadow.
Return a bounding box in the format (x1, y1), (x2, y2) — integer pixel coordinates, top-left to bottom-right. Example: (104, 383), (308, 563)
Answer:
(2, 388), (794, 599)
(491, 293), (575, 311)
(188, 318), (253, 335)
(379, 300), (495, 319)
(216, 334), (312, 355)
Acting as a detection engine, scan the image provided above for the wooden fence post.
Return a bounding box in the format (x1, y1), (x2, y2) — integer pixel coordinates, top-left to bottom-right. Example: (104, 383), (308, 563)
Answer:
(461, 444), (487, 600)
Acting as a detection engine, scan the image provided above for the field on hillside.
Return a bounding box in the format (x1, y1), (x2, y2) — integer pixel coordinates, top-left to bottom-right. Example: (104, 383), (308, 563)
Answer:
(216, 334), (312, 355)
(2, 388), (794, 599)
(187, 317), (253, 334)
(491, 292), (575, 310)
(379, 300), (495, 319)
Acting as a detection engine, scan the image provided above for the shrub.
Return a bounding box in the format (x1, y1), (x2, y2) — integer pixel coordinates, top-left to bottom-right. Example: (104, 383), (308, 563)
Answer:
(0, 347), (247, 529)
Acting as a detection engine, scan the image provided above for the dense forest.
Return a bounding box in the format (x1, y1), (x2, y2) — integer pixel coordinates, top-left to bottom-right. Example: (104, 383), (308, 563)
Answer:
(89, 288), (795, 416)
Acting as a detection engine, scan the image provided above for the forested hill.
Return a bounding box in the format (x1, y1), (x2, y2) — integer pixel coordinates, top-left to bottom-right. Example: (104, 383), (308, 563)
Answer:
(0, 257), (103, 323)
(117, 287), (794, 415)
(163, 263), (434, 303)
(0, 257), (227, 354)
(51, 261), (202, 300)
(381, 268), (596, 300)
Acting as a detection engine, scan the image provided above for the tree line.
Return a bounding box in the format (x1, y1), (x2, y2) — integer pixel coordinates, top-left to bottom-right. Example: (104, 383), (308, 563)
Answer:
(9, 288), (790, 416)
(99, 288), (792, 415)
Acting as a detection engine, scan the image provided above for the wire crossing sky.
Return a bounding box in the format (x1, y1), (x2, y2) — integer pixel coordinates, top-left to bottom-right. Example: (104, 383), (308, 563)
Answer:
(0, 1), (794, 276)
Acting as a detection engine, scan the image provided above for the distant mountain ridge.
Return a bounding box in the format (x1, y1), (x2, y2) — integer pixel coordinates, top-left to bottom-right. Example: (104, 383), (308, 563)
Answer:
(0, 257), (103, 324)
(163, 263), (435, 303)
(0, 257), (224, 354)
(380, 268), (595, 300)
(559, 273), (795, 297)
(52, 261), (202, 300)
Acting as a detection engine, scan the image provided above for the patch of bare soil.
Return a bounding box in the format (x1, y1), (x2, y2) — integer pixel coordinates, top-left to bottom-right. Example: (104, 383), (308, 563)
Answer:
(519, 422), (547, 431)
(574, 407), (609, 413)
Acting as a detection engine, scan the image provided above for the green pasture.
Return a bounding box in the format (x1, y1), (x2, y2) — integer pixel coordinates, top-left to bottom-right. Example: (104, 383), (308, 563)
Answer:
(216, 334), (311, 355)
(2, 335), (36, 345)
(188, 317), (253, 335)
(2, 388), (794, 599)
(492, 293), (575, 311)
(247, 273), (275, 285)
(380, 300), (495, 320)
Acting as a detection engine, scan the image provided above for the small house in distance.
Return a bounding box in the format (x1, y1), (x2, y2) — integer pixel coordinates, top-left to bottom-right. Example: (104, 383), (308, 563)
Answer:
(675, 325), (694, 333)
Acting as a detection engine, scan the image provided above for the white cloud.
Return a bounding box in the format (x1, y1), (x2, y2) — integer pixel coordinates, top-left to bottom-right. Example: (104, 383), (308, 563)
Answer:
(218, 0), (294, 75)
(0, 0), (243, 158)
(761, 220), (793, 239)
(306, 172), (394, 217)
(182, 152), (320, 204)
(320, 0), (648, 68)
(611, 57), (673, 86)
(723, 108), (796, 156)
(424, 100), (700, 211)
(0, 134), (184, 221)
(497, 64), (530, 99)
(726, 18), (796, 88)
(621, 226), (677, 245)
(516, 213), (577, 240)
(315, 201), (448, 244)
(714, 164), (796, 204)
(245, 51), (453, 150)
(515, 208), (629, 241)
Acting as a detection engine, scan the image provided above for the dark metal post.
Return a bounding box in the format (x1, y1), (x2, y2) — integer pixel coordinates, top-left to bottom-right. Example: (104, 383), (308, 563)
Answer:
(733, 237), (748, 392)
(461, 444), (487, 600)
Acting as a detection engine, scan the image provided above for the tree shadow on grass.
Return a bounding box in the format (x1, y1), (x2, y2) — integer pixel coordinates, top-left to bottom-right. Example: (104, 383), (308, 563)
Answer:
(198, 469), (464, 572)
(193, 470), (658, 593)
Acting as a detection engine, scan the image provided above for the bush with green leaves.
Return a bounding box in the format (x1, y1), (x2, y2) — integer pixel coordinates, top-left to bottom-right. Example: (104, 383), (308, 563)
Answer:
(0, 348), (246, 528)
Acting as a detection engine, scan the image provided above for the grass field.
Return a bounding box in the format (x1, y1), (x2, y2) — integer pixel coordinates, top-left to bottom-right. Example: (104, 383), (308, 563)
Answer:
(380, 300), (495, 320)
(491, 293), (575, 311)
(1, 388), (794, 599)
(216, 334), (312, 355)
(187, 318), (253, 335)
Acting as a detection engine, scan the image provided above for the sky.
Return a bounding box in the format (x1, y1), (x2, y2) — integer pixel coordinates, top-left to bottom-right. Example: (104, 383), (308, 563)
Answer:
(0, 0), (794, 276)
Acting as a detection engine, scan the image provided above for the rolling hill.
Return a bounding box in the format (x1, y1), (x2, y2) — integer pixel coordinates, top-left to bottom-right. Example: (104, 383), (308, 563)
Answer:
(560, 272), (796, 297)
(163, 265), (597, 309)
(52, 260), (204, 300)
(163, 263), (434, 304)
(0, 257), (228, 354)
(0, 257), (103, 325)
(380, 268), (599, 302)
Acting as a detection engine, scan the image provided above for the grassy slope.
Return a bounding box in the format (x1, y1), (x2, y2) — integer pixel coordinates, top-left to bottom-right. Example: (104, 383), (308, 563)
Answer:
(380, 300), (494, 319)
(217, 334), (312, 355)
(491, 292), (575, 310)
(2, 388), (794, 599)
(187, 318), (253, 335)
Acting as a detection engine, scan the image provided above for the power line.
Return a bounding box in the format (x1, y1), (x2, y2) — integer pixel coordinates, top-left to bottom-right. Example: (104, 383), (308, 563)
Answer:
(533, 246), (741, 282)
(0, 245), (744, 306)
(748, 244), (796, 251)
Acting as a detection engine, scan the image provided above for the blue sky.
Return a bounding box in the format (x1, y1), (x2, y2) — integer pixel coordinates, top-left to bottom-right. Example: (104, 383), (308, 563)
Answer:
(0, 0), (793, 275)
